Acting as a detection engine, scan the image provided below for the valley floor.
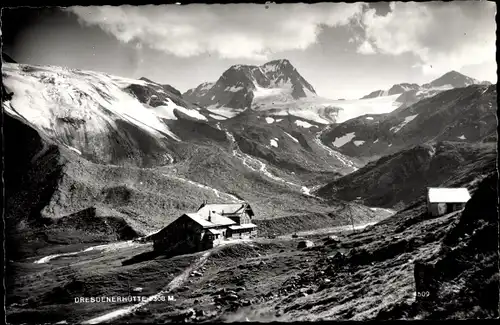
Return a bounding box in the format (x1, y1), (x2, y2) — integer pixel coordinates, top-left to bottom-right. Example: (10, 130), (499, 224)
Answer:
(7, 199), (494, 323)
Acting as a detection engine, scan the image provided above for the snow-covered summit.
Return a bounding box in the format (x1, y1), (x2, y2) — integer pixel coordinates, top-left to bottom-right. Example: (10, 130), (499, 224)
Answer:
(2, 62), (208, 165)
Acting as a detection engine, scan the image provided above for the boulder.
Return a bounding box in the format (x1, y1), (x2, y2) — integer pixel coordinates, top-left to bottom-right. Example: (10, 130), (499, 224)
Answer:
(226, 293), (239, 301)
(414, 260), (439, 302)
(297, 240), (314, 249)
(326, 235), (340, 242)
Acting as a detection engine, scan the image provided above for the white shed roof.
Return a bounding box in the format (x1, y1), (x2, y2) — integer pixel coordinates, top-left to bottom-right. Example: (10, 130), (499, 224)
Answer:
(427, 187), (471, 203)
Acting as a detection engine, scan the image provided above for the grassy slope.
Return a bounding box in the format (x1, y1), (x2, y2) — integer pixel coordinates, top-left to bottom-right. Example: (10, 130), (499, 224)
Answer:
(5, 168), (495, 323)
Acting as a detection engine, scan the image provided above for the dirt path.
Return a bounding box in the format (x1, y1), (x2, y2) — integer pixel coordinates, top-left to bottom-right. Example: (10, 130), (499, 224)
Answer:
(81, 250), (212, 324)
(80, 238), (255, 324)
(277, 221), (379, 239)
(33, 240), (141, 264)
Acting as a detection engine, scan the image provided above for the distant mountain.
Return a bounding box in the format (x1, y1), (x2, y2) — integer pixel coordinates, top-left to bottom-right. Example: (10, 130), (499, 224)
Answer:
(321, 84), (497, 162)
(360, 71), (484, 100)
(387, 83), (420, 95)
(361, 89), (387, 99)
(422, 70), (479, 89)
(183, 59), (317, 110)
(360, 83), (420, 99)
(182, 59), (344, 124)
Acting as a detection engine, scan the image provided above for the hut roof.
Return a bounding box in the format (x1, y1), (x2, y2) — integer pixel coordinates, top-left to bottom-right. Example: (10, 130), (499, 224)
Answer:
(427, 187), (471, 203)
(198, 202), (254, 217)
(184, 212), (236, 228)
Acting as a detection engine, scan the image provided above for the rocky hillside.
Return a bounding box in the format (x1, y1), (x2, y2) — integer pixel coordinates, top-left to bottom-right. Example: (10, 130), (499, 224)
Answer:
(314, 141), (497, 209)
(376, 173), (499, 320)
(321, 84), (497, 162)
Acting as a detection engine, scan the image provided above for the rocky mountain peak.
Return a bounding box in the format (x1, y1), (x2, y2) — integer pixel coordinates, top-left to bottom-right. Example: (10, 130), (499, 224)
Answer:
(183, 58), (317, 110)
(425, 70), (479, 89)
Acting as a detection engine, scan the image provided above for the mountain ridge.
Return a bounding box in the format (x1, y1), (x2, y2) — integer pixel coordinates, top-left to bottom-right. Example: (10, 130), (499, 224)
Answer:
(183, 59), (317, 112)
(360, 70), (486, 100)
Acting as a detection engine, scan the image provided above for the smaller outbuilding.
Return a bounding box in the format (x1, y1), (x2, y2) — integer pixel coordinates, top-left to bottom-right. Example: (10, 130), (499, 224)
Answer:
(426, 187), (471, 217)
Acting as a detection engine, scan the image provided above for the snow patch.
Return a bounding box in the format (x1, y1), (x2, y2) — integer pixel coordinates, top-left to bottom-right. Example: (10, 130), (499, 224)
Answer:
(209, 114), (226, 120)
(389, 114), (418, 133)
(365, 117), (374, 120)
(457, 135), (466, 140)
(332, 132), (356, 148)
(34, 240), (138, 264)
(374, 139), (379, 143)
(155, 98), (207, 121)
(270, 138), (279, 148)
(206, 106), (240, 118)
(353, 140), (365, 147)
(284, 132), (299, 143)
(225, 85), (243, 92)
(276, 119), (283, 122)
(166, 174), (240, 202)
(295, 120), (316, 128)
(265, 117), (275, 124)
(66, 145), (82, 155)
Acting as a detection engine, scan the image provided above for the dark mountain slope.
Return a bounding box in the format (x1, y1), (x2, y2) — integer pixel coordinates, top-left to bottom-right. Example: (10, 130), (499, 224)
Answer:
(315, 141), (497, 209)
(375, 173), (499, 319)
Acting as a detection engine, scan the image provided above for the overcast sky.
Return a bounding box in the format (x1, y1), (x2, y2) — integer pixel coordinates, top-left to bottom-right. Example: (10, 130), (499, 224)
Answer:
(2, 1), (497, 99)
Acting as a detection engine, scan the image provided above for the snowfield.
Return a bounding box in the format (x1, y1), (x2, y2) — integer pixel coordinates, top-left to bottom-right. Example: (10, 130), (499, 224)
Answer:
(252, 93), (341, 124)
(333, 94), (402, 123)
(2, 63), (182, 141)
